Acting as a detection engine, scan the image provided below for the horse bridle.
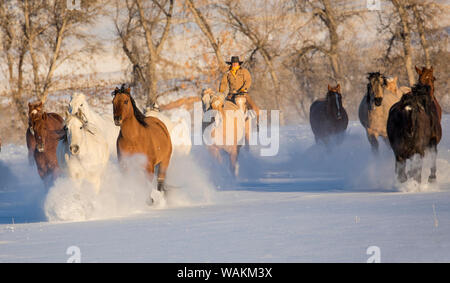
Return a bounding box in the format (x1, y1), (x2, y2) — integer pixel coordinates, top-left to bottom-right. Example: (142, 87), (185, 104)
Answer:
(66, 109), (96, 136)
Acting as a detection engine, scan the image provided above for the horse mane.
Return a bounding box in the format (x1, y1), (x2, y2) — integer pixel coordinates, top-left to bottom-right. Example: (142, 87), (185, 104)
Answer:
(400, 84), (433, 115)
(113, 84), (148, 128)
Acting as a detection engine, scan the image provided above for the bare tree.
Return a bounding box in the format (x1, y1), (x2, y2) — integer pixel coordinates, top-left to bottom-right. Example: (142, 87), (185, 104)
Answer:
(0, 0), (104, 126)
(218, 0), (284, 110)
(114, 0), (174, 108)
(185, 0), (227, 72)
(293, 0), (366, 89)
(390, 0), (415, 86)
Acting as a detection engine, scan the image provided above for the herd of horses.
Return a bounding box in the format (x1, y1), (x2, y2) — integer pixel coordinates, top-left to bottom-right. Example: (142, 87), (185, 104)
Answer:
(24, 85), (192, 204)
(0, 65), (442, 206)
(310, 66), (442, 184)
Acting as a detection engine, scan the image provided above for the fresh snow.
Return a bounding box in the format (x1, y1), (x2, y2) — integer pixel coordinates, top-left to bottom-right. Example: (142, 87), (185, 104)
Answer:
(1, 117), (450, 262)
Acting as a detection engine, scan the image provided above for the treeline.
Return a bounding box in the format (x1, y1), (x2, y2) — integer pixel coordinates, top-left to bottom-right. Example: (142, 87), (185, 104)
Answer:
(0, 0), (448, 130)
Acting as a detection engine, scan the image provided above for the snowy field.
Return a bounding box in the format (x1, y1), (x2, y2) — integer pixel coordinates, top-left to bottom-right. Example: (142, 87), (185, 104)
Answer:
(1, 116), (450, 262)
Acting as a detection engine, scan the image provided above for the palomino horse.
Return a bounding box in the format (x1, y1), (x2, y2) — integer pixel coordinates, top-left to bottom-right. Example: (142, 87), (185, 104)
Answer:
(31, 110), (64, 187)
(387, 83), (442, 184)
(145, 102), (192, 155)
(359, 72), (402, 153)
(112, 85), (172, 203)
(201, 89), (252, 176)
(57, 111), (110, 193)
(415, 66), (442, 121)
(309, 84), (348, 145)
(69, 93), (120, 159)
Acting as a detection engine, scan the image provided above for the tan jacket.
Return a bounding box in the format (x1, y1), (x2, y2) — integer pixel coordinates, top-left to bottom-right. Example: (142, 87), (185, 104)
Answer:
(219, 67), (252, 94)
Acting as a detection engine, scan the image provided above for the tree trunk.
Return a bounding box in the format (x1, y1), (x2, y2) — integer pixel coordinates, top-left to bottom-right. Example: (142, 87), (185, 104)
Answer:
(412, 4), (431, 68)
(186, 0), (227, 72)
(392, 0), (416, 86)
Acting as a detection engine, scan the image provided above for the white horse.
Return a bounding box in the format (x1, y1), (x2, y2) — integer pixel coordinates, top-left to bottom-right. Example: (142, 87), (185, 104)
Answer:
(57, 111), (109, 193)
(69, 93), (119, 159)
(145, 102), (192, 155)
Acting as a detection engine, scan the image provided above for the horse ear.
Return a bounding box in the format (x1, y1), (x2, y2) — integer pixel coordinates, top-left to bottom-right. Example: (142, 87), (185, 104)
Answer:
(328, 84), (332, 92)
(430, 66), (433, 73)
(415, 66), (422, 75)
(394, 76), (398, 83)
(42, 113), (47, 121)
(38, 101), (43, 107)
(125, 88), (131, 94)
(65, 110), (70, 119)
(336, 84), (341, 93)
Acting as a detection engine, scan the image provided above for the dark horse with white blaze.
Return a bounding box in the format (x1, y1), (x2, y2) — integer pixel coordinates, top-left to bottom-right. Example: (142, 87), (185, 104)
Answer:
(310, 84), (348, 145)
(387, 83), (442, 184)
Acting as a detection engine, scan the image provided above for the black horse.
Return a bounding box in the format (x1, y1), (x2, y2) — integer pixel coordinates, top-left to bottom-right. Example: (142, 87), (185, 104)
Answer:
(310, 84), (349, 145)
(387, 84), (442, 183)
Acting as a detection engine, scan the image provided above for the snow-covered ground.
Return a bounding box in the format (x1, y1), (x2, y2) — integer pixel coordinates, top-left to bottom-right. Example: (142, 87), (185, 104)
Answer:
(1, 116), (450, 262)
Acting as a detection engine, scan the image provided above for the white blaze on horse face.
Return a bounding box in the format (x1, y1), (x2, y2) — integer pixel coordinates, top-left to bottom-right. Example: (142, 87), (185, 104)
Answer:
(66, 117), (85, 155)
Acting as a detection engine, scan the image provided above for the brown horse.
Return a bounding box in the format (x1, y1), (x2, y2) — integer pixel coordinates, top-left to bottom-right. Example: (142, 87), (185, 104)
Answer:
(31, 111), (64, 187)
(415, 66), (441, 121)
(112, 85), (172, 202)
(26, 101), (63, 166)
(387, 83), (442, 184)
(309, 84), (348, 145)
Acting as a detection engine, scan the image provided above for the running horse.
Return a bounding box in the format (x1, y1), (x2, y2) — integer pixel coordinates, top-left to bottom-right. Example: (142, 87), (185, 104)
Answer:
(112, 85), (172, 204)
(30, 108), (65, 187)
(201, 89), (252, 176)
(309, 84), (348, 145)
(359, 72), (402, 153)
(387, 83), (442, 184)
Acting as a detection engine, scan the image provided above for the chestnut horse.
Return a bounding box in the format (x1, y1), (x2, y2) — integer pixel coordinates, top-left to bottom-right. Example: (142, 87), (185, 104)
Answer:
(387, 83), (442, 184)
(415, 66), (441, 121)
(26, 101), (63, 166)
(112, 85), (172, 203)
(309, 84), (348, 145)
(31, 110), (64, 187)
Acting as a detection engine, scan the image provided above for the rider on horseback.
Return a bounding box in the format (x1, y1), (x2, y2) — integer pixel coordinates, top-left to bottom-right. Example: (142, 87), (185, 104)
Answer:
(219, 56), (260, 119)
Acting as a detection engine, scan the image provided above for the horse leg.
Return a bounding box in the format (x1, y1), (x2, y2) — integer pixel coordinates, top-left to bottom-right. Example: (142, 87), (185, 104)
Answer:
(367, 133), (379, 154)
(395, 156), (407, 183)
(229, 146), (240, 177)
(409, 154), (423, 184)
(428, 142), (438, 183)
(156, 160), (170, 192)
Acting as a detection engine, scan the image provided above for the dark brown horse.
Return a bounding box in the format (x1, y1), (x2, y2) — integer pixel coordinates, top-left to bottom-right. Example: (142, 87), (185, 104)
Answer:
(112, 85), (172, 203)
(310, 84), (348, 145)
(387, 83), (442, 184)
(415, 66), (441, 121)
(31, 111), (64, 187)
(26, 101), (63, 166)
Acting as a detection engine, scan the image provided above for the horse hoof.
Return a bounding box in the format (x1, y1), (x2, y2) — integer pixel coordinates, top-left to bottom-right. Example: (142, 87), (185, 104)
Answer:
(146, 197), (154, 206)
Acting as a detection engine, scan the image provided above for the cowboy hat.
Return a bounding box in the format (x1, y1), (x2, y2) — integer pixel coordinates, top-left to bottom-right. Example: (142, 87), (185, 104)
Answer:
(226, 56), (243, 65)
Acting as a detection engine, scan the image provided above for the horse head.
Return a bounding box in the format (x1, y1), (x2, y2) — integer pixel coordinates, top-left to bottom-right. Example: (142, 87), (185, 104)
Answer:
(367, 72), (387, 108)
(32, 113), (49, 153)
(326, 84), (344, 120)
(28, 101), (44, 131)
(112, 84), (147, 127)
(64, 111), (95, 155)
(69, 92), (88, 115)
(415, 66), (435, 91)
